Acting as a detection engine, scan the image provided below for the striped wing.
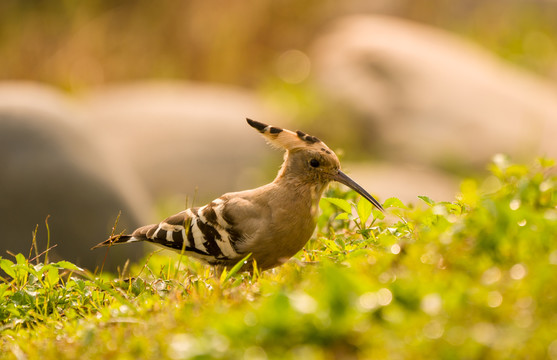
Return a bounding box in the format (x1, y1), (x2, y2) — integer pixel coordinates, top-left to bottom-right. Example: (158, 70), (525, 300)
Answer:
(135, 198), (243, 265)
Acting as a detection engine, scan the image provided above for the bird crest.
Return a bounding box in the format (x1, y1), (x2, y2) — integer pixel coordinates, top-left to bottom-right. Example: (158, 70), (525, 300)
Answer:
(246, 118), (330, 153)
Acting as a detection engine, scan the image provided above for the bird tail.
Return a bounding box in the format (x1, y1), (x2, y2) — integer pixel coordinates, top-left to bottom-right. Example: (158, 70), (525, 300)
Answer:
(91, 233), (140, 250)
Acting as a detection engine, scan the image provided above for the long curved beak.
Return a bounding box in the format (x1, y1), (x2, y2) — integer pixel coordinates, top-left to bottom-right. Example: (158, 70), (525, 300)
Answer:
(332, 170), (385, 212)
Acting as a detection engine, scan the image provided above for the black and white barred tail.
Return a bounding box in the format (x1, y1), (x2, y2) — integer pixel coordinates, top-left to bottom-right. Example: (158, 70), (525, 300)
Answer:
(93, 198), (244, 267)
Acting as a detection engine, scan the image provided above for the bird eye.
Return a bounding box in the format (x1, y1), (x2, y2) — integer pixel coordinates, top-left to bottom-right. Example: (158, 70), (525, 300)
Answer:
(309, 159), (320, 168)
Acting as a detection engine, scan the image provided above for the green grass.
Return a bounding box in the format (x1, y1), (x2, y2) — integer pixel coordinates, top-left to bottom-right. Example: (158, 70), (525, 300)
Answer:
(1, 155), (557, 359)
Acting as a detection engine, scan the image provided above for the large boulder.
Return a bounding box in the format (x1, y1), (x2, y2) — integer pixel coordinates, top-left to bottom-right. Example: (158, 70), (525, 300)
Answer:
(311, 15), (557, 168)
(0, 82), (152, 270)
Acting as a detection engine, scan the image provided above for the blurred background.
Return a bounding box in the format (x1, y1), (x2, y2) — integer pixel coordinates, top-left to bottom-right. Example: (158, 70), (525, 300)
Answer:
(2, 0), (557, 87)
(1, 0), (557, 269)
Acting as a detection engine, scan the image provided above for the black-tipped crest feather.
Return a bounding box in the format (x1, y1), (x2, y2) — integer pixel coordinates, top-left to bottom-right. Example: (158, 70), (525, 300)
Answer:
(246, 118), (267, 132)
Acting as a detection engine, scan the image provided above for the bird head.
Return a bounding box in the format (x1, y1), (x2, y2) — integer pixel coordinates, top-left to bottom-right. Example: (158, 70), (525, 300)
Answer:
(247, 118), (384, 212)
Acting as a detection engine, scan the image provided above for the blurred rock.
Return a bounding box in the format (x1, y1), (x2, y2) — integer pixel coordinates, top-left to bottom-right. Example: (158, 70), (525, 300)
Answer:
(80, 81), (288, 204)
(311, 15), (557, 168)
(0, 82), (151, 271)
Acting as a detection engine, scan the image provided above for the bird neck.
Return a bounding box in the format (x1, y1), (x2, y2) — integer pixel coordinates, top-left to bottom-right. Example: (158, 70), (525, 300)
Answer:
(272, 155), (329, 216)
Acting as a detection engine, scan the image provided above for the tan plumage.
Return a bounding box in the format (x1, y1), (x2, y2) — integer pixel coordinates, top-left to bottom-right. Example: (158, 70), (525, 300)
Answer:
(93, 119), (384, 271)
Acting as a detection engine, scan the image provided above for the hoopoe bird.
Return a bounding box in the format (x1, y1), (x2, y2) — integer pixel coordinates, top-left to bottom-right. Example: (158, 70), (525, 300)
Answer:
(93, 119), (384, 271)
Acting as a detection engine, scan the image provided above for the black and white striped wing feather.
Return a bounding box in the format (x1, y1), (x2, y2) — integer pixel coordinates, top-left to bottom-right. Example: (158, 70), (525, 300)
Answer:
(127, 198), (244, 265)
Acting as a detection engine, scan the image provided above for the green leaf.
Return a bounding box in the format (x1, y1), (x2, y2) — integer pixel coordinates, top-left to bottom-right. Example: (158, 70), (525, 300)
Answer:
(418, 195), (435, 206)
(15, 253), (27, 266)
(322, 197), (352, 214)
(357, 197), (373, 224)
(335, 212), (350, 221)
(538, 157), (555, 168)
(372, 209), (386, 220)
(54, 261), (83, 272)
(47, 267), (60, 285)
(383, 197), (408, 209)
(506, 164), (528, 177)
(0, 259), (16, 279)
(0, 283), (8, 298)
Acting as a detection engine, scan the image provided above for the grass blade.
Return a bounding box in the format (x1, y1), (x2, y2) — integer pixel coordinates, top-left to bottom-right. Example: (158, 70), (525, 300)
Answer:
(221, 253), (252, 284)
